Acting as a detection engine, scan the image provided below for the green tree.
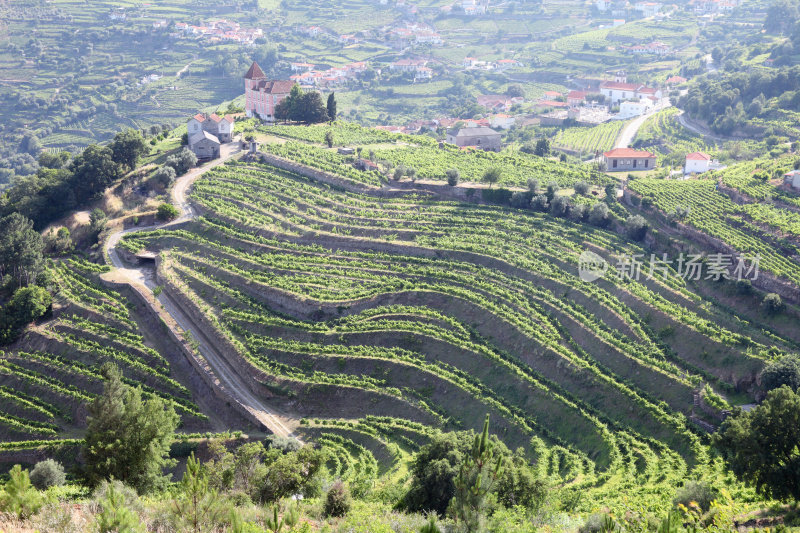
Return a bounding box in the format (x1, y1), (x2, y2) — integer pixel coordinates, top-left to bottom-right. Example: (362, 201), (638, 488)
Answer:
(90, 208), (108, 236)
(323, 480), (351, 517)
(482, 167), (502, 188)
(259, 446), (326, 503)
(0, 213), (45, 287)
(714, 386), (800, 502)
(157, 203), (180, 221)
(1, 285), (52, 344)
(69, 144), (121, 201)
(172, 453), (225, 533)
(84, 363), (179, 494)
(327, 92), (337, 122)
(29, 459), (65, 490)
(625, 215), (649, 241)
(545, 181), (560, 201)
(96, 482), (144, 533)
(0, 465), (45, 519)
(760, 355), (800, 393)
(324, 130), (334, 148)
(446, 169), (460, 186)
(110, 129), (149, 171)
(762, 293), (784, 315)
(450, 415), (504, 532)
(165, 147), (197, 175)
(534, 138), (550, 157)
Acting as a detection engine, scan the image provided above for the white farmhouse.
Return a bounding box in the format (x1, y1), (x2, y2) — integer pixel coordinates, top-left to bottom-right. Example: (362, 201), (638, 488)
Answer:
(684, 152), (712, 174)
(618, 99), (652, 119)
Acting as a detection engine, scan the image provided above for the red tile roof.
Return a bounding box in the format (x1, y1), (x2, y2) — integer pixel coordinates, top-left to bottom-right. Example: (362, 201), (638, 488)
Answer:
(603, 148), (656, 158)
(192, 113), (206, 122)
(600, 81), (643, 91)
(666, 75), (687, 84)
(686, 151), (710, 161)
(254, 80), (296, 94)
(244, 61), (266, 79)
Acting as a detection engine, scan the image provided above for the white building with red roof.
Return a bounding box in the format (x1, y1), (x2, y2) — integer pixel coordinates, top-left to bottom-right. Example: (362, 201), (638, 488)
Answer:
(684, 152), (712, 174)
(600, 80), (661, 104)
(603, 148), (657, 171)
(244, 62), (296, 121)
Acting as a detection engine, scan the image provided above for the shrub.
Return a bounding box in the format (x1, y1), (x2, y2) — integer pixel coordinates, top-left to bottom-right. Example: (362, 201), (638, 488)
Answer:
(0, 465), (45, 519)
(762, 293), (784, 315)
(30, 459), (65, 490)
(324, 480), (351, 517)
(510, 191), (530, 208)
(673, 480), (719, 512)
(625, 215), (649, 241)
(568, 202), (588, 222)
(152, 166), (176, 188)
(264, 435), (302, 452)
(760, 355), (800, 393)
(482, 167), (502, 187)
(545, 181), (560, 200)
(588, 203), (609, 226)
(735, 279), (752, 295)
(96, 482), (144, 533)
(165, 147), (197, 175)
(573, 180), (590, 195)
(549, 195), (571, 217)
(446, 168), (460, 186)
(531, 194), (549, 211)
(527, 178), (539, 193)
(156, 203), (180, 221)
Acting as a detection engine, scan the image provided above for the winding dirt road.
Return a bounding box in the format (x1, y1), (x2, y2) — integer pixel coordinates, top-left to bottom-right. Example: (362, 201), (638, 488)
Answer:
(103, 141), (301, 439)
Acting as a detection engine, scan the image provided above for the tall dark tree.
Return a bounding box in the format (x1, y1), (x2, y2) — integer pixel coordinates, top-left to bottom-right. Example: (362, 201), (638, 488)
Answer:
(327, 92), (337, 122)
(0, 213), (45, 287)
(109, 129), (149, 171)
(299, 91), (329, 124)
(69, 145), (121, 202)
(84, 363), (179, 494)
(714, 386), (800, 502)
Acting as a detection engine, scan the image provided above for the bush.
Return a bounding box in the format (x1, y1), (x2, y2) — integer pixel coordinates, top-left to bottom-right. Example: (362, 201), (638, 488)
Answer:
(588, 203), (609, 226)
(673, 481), (719, 512)
(549, 195), (571, 217)
(527, 178), (539, 193)
(760, 355), (800, 393)
(482, 167), (502, 187)
(156, 203), (180, 221)
(0, 465), (46, 519)
(573, 180), (590, 195)
(481, 188), (513, 205)
(510, 191), (531, 208)
(152, 166), (177, 188)
(531, 194), (549, 211)
(545, 181), (560, 200)
(323, 481), (351, 517)
(568, 202), (588, 222)
(165, 147), (197, 175)
(625, 215), (649, 241)
(264, 435), (302, 452)
(446, 168), (460, 186)
(29, 459), (65, 490)
(762, 293), (784, 315)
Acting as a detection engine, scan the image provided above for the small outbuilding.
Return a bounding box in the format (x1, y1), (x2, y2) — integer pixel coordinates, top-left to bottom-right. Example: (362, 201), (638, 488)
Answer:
(603, 147), (656, 171)
(446, 126), (502, 151)
(188, 130), (221, 160)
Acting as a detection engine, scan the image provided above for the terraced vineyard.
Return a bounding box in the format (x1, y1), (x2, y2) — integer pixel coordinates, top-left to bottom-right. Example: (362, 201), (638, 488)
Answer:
(260, 122), (426, 146)
(113, 158), (800, 513)
(632, 108), (714, 165)
(628, 177), (800, 286)
(553, 121), (626, 155)
(0, 259), (229, 442)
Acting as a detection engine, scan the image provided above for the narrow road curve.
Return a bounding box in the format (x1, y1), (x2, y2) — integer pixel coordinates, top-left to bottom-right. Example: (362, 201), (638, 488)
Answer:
(104, 140), (301, 439)
(614, 98), (672, 149)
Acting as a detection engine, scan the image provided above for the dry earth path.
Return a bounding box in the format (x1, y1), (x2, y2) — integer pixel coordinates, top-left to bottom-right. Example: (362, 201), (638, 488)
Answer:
(103, 139), (302, 439)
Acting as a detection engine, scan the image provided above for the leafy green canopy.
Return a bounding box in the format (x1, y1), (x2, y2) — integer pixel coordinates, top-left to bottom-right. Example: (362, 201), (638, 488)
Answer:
(714, 386), (800, 502)
(84, 363), (179, 494)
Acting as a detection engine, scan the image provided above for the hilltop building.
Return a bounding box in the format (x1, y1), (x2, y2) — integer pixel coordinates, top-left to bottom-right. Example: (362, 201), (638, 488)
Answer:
(187, 112), (234, 160)
(244, 61), (296, 122)
(446, 126), (501, 151)
(684, 152), (712, 174)
(603, 148), (656, 171)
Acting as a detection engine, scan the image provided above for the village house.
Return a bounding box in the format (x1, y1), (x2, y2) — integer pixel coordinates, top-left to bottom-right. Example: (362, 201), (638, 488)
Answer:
(446, 126), (502, 151)
(290, 62), (315, 72)
(463, 57), (478, 68)
(604, 148), (656, 171)
(567, 91), (587, 106)
(188, 131), (220, 160)
(634, 1), (662, 16)
(626, 41), (671, 55)
(189, 112), (234, 143)
(684, 152), (713, 174)
(477, 94), (524, 112)
(618, 99), (653, 119)
(391, 58), (428, 73)
(496, 59), (520, 70)
(783, 170), (800, 189)
(600, 80), (662, 104)
(665, 75), (687, 86)
(489, 114), (515, 130)
(244, 61), (296, 122)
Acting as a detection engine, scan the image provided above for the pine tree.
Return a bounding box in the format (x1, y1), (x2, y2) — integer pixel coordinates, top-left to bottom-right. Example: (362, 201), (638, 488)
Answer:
(327, 92), (337, 122)
(96, 483), (145, 533)
(0, 465), (45, 519)
(171, 453), (226, 533)
(84, 363), (179, 494)
(450, 415), (504, 533)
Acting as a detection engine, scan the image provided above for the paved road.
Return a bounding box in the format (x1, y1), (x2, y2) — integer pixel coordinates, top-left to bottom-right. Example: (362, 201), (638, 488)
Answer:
(104, 140), (301, 439)
(614, 98), (672, 149)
